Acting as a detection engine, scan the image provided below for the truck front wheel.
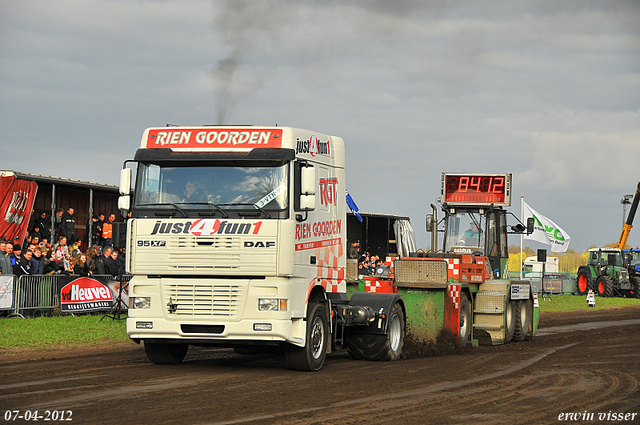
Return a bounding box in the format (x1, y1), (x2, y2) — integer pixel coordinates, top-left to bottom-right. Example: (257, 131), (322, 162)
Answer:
(144, 342), (188, 365)
(285, 303), (328, 371)
(346, 301), (404, 362)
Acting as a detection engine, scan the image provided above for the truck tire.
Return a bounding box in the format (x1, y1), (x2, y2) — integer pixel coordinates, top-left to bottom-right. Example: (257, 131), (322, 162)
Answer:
(576, 269), (591, 295)
(631, 276), (640, 299)
(346, 301), (404, 362)
(504, 298), (516, 343)
(457, 293), (472, 347)
(596, 275), (614, 297)
(513, 299), (532, 342)
(144, 342), (188, 364)
(285, 303), (328, 371)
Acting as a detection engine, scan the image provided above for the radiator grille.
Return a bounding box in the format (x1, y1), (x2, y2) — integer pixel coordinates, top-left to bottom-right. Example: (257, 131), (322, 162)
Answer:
(164, 283), (244, 317)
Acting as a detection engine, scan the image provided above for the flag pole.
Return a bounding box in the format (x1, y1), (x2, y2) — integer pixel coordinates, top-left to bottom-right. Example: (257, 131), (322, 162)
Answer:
(520, 196), (524, 280)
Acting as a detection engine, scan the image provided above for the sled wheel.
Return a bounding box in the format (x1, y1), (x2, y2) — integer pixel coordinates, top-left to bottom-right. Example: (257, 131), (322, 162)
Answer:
(513, 299), (532, 342)
(457, 293), (471, 347)
(504, 298), (516, 343)
(630, 276), (640, 299)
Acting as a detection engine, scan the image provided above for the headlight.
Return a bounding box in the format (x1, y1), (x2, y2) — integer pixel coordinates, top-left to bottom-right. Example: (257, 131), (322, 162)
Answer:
(132, 297), (151, 309)
(258, 298), (287, 311)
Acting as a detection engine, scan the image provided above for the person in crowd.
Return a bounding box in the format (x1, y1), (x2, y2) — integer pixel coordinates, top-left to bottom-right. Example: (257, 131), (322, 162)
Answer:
(95, 246), (112, 275)
(10, 244), (22, 267)
(105, 249), (121, 276)
(21, 234), (32, 252)
(0, 237), (12, 275)
(101, 213), (116, 247)
(61, 207), (76, 244)
(39, 237), (50, 249)
(87, 214), (99, 246)
(34, 211), (50, 241)
(53, 208), (64, 238)
(72, 254), (92, 277)
(30, 247), (45, 275)
(43, 249), (59, 274)
(29, 224), (43, 241)
(52, 236), (70, 259)
(70, 238), (82, 258)
(95, 213), (105, 246)
(85, 246), (98, 274)
(14, 249), (33, 276)
(348, 240), (360, 259)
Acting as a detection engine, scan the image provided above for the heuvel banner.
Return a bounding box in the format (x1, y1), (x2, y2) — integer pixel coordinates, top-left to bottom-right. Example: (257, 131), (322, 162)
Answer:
(0, 176), (38, 243)
(59, 277), (127, 313)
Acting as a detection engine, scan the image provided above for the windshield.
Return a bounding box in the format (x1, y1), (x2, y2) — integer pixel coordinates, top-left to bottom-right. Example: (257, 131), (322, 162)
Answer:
(630, 252), (640, 266)
(134, 163), (289, 211)
(444, 211), (486, 254)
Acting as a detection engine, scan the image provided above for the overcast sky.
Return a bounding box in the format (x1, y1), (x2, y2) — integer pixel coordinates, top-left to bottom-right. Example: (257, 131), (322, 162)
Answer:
(1, 0), (639, 251)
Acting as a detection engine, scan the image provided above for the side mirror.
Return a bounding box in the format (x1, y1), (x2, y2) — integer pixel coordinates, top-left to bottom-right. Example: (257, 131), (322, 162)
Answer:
(118, 195), (130, 211)
(301, 166), (316, 195)
(299, 165), (316, 213)
(426, 214), (434, 232)
(526, 217), (535, 234)
(120, 168), (131, 196)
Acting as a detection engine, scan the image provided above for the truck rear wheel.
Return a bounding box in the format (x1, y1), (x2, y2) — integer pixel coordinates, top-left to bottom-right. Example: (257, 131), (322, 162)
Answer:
(631, 276), (640, 299)
(346, 302), (404, 362)
(457, 293), (471, 347)
(144, 342), (188, 364)
(285, 303), (328, 371)
(596, 275), (614, 297)
(513, 299), (532, 342)
(576, 269), (591, 295)
(504, 298), (516, 343)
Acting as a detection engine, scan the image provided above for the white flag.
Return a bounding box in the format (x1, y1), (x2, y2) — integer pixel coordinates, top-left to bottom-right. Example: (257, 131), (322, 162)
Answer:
(523, 201), (571, 253)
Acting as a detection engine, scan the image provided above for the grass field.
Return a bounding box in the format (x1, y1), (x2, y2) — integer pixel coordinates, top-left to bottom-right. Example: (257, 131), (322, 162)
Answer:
(1, 295), (639, 350)
(537, 294), (640, 312)
(0, 313), (128, 349)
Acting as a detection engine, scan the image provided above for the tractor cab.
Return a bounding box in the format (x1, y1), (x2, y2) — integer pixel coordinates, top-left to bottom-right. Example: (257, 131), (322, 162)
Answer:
(427, 173), (531, 279)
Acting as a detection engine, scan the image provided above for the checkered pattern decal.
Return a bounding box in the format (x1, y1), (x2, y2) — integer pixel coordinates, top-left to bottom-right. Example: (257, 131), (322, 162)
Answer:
(448, 284), (461, 309)
(315, 242), (345, 293)
(365, 280), (382, 292)
(446, 258), (460, 281)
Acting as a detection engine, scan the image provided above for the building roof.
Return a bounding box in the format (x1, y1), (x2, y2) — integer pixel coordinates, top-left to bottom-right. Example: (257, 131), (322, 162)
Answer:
(0, 170), (118, 192)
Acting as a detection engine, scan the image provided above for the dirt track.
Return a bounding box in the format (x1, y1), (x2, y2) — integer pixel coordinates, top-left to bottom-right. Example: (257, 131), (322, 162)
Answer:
(1, 306), (640, 425)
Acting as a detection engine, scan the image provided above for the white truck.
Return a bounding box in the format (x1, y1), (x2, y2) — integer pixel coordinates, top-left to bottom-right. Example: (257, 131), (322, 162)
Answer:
(522, 256), (558, 273)
(119, 126), (405, 370)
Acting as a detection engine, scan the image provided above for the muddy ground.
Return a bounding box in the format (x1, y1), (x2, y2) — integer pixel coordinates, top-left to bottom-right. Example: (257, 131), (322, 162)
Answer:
(1, 306), (640, 425)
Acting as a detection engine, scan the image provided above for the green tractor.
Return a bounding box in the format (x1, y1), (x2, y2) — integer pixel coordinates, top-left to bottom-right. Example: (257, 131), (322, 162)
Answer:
(576, 248), (635, 297)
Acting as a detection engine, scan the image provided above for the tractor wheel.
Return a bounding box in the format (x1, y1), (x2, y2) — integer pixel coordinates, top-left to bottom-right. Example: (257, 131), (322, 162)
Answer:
(285, 303), (328, 371)
(630, 276), (640, 299)
(504, 298), (516, 344)
(596, 275), (614, 298)
(576, 269), (591, 295)
(346, 301), (404, 362)
(457, 293), (472, 347)
(144, 342), (188, 364)
(513, 299), (532, 342)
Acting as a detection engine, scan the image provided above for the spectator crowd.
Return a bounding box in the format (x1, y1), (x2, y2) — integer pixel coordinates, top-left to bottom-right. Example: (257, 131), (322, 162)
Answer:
(348, 240), (386, 277)
(0, 208), (124, 278)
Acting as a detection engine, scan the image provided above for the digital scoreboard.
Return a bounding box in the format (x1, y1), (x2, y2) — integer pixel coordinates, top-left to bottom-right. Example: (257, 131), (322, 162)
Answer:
(441, 173), (512, 207)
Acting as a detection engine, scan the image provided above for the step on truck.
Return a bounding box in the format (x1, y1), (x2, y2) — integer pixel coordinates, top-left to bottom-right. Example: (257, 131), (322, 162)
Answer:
(120, 126), (406, 370)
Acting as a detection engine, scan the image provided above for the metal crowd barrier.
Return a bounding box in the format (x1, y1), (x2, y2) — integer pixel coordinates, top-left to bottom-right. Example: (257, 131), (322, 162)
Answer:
(1, 273), (132, 318)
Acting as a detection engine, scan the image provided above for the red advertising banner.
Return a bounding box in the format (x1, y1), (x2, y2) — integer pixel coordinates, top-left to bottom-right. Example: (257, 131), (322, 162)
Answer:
(60, 277), (118, 313)
(145, 128), (283, 149)
(0, 176), (38, 243)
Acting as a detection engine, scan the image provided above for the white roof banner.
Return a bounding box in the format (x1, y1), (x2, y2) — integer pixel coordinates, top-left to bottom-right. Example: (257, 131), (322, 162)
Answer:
(523, 201), (571, 253)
